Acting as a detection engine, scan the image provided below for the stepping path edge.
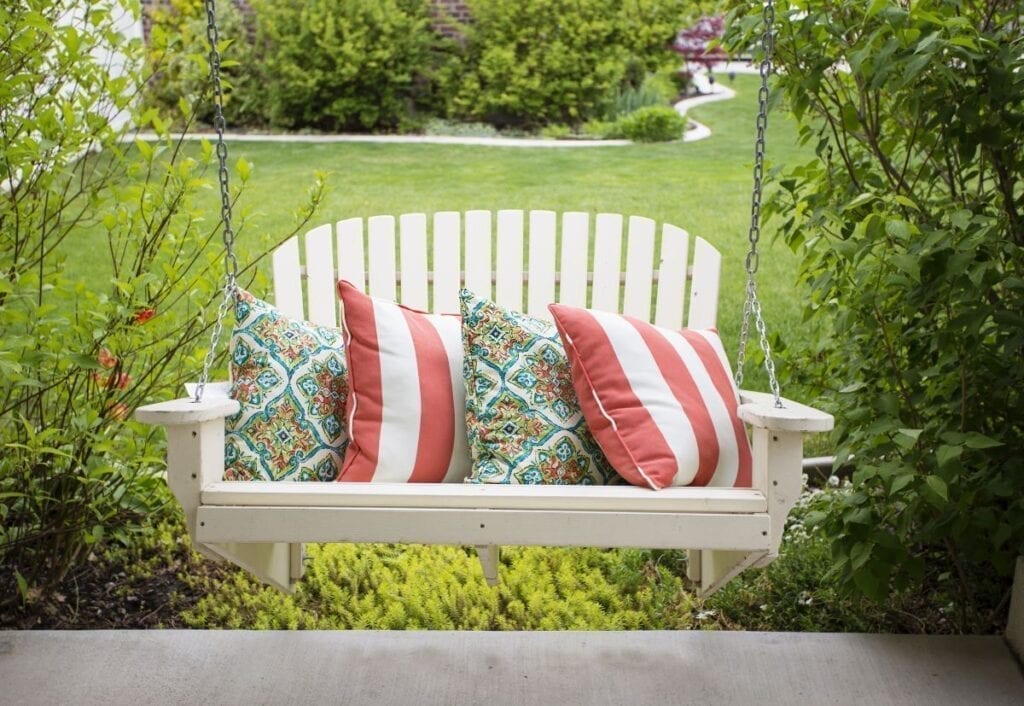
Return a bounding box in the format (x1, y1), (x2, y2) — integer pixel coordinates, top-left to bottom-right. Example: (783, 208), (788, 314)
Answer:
(1, 630), (1022, 706)
(128, 84), (740, 148)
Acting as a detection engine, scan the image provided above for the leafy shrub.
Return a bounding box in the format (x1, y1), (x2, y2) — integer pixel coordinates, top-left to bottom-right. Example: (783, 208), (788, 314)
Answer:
(612, 105), (687, 142)
(602, 74), (675, 122)
(444, 0), (690, 129)
(422, 118), (499, 138)
(729, 0), (1024, 627)
(145, 0), (266, 128)
(254, 0), (444, 132)
(0, 0), (323, 609)
(183, 543), (697, 629)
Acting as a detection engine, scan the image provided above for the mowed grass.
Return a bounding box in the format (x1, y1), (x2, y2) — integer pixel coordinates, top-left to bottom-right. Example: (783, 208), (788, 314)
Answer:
(72, 75), (815, 389)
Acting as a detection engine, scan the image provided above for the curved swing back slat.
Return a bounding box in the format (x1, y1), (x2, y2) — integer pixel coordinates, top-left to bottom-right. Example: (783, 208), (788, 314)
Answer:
(271, 209), (720, 329)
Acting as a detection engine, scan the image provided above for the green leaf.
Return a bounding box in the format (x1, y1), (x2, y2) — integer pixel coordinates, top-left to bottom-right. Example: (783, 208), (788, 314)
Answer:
(962, 433), (1002, 449)
(924, 475), (948, 503)
(15, 571), (29, 602)
(69, 353), (104, 371)
(134, 138), (153, 160)
(936, 444), (961, 468)
(890, 474), (915, 493)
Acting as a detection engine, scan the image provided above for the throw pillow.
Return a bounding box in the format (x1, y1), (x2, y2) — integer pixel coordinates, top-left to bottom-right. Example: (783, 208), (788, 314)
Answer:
(461, 290), (618, 485)
(337, 280), (471, 482)
(548, 303), (752, 490)
(225, 289), (348, 481)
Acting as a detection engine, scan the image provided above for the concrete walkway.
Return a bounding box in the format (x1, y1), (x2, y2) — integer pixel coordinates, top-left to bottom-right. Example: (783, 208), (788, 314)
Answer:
(2, 630), (1021, 705)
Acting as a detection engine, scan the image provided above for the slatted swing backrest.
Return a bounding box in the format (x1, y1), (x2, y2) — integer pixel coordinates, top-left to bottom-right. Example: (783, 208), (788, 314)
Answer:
(271, 210), (722, 329)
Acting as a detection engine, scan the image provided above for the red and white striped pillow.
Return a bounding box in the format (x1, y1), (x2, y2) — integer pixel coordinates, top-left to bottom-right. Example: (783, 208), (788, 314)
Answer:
(337, 281), (471, 482)
(549, 304), (752, 490)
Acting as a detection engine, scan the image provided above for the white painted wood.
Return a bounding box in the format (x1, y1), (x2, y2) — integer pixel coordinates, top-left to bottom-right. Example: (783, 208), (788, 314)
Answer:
(337, 217), (366, 292)
(196, 507), (772, 551)
(527, 210), (557, 318)
(591, 213), (623, 312)
(142, 404), (294, 591)
(688, 236), (721, 329)
(303, 223), (337, 327)
(399, 213), (429, 309)
(463, 210), (492, 298)
(367, 215), (397, 301)
(755, 428), (805, 558)
(622, 216), (656, 320)
(559, 212), (589, 308)
(700, 550), (766, 596)
(432, 211), (461, 314)
(738, 390), (835, 433)
(271, 236), (303, 319)
(201, 482), (767, 513)
(495, 209), (524, 310)
(475, 545), (500, 587)
(686, 549), (702, 583)
(135, 396), (239, 425)
(654, 224), (689, 329)
(290, 543), (306, 581)
(204, 541), (296, 593)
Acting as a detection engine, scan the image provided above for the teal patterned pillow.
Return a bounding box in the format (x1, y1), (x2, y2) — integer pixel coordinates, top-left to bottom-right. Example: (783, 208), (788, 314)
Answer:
(460, 290), (618, 485)
(224, 290), (348, 481)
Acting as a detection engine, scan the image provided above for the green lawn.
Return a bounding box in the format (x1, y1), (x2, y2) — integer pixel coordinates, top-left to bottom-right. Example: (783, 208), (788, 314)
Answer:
(73, 75), (813, 392)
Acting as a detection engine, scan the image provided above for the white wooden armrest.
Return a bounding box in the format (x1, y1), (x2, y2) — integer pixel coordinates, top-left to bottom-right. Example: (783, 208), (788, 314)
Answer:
(738, 389), (834, 433)
(135, 396), (240, 426)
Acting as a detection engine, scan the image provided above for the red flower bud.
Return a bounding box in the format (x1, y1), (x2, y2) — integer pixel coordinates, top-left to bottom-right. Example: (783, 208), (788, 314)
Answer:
(97, 348), (117, 369)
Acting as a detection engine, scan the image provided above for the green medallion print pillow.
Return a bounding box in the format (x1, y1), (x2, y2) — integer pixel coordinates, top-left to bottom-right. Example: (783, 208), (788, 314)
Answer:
(460, 290), (618, 485)
(224, 290), (348, 481)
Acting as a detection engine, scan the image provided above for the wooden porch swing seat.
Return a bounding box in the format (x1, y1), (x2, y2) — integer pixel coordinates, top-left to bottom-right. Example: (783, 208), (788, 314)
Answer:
(136, 210), (833, 596)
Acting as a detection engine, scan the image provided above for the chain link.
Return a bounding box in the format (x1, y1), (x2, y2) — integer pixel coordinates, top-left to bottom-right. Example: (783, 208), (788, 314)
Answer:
(735, 0), (783, 408)
(194, 0), (239, 403)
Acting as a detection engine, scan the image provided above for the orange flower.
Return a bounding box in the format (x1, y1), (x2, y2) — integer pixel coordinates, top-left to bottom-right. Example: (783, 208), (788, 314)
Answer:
(105, 402), (129, 421)
(134, 308), (155, 324)
(97, 348), (117, 369)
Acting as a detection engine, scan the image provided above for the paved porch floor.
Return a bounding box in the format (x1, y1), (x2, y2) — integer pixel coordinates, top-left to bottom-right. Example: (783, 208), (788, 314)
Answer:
(1, 630), (1021, 705)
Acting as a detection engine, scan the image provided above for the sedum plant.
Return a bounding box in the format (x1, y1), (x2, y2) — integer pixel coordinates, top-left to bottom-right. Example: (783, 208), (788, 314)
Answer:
(729, 0), (1024, 628)
(0, 0), (322, 608)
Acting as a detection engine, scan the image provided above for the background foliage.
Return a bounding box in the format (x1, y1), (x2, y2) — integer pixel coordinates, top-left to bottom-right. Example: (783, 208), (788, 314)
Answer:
(253, 0), (444, 132)
(144, 0), (698, 136)
(442, 0), (689, 129)
(729, 0), (1024, 628)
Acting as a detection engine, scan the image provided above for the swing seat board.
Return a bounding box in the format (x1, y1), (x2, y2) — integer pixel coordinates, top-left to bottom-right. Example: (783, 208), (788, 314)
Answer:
(195, 505), (771, 551)
(200, 481), (768, 513)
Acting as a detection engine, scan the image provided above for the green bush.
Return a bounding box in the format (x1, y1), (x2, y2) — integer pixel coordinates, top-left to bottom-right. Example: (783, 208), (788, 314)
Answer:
(613, 105), (687, 142)
(728, 0), (1024, 628)
(602, 76), (673, 122)
(0, 0), (324, 609)
(444, 0), (690, 129)
(182, 544), (697, 629)
(145, 0), (266, 128)
(254, 0), (444, 132)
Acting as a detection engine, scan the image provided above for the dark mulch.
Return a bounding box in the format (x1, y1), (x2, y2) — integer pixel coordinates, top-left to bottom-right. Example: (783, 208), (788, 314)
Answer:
(0, 546), (227, 630)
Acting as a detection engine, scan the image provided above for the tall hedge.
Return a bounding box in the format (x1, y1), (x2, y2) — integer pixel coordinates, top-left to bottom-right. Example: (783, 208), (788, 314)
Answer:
(444, 0), (688, 129)
(255, 0), (442, 132)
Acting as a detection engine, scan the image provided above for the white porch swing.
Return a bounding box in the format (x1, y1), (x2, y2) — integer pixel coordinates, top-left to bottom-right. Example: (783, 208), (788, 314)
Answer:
(136, 0), (832, 596)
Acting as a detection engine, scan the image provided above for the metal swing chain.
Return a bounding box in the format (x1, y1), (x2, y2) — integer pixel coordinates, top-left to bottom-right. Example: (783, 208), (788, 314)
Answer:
(194, 0), (240, 403)
(734, 0), (783, 409)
